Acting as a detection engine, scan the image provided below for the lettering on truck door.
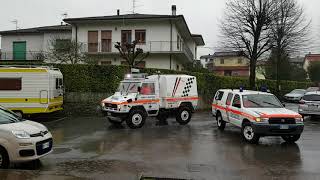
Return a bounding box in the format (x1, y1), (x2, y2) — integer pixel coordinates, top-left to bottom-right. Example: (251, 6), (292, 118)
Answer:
(228, 94), (242, 127)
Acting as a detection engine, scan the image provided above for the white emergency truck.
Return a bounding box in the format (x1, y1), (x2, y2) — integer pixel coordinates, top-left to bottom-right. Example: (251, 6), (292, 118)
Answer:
(0, 66), (64, 117)
(101, 74), (198, 129)
(212, 89), (304, 144)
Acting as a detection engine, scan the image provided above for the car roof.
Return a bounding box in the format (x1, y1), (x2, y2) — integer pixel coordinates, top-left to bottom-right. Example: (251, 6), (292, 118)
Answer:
(218, 89), (272, 96)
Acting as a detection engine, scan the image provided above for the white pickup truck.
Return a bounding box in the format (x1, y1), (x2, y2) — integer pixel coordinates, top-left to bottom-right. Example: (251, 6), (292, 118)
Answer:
(212, 89), (304, 144)
(101, 74), (199, 129)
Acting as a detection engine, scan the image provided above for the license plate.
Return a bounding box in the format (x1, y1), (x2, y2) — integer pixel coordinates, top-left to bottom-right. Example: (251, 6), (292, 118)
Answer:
(42, 142), (50, 149)
(280, 125), (289, 130)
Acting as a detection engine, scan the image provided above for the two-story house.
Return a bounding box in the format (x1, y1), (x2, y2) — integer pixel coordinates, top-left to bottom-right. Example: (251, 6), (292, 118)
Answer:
(206, 51), (250, 77)
(63, 6), (204, 70)
(0, 25), (71, 61)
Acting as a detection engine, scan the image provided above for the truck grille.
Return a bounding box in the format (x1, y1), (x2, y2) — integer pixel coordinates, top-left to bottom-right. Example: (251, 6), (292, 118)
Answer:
(269, 118), (296, 124)
(105, 103), (117, 109)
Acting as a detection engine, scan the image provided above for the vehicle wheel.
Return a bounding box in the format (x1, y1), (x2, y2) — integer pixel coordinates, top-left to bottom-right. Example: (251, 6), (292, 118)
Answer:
(282, 135), (301, 143)
(126, 109), (146, 129)
(176, 107), (192, 125)
(216, 113), (226, 131)
(107, 117), (122, 126)
(0, 147), (9, 169)
(241, 122), (260, 144)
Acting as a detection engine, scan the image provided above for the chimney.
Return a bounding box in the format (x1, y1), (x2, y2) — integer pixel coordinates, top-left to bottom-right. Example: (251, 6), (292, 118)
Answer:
(172, 5), (176, 16)
(117, 9), (120, 16)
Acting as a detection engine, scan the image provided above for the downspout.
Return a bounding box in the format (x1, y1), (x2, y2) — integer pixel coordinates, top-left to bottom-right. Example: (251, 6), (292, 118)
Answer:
(170, 19), (173, 70)
(75, 24), (78, 63)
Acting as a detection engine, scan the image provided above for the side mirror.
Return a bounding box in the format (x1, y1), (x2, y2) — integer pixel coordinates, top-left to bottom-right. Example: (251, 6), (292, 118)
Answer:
(282, 103), (286, 107)
(137, 87), (141, 93)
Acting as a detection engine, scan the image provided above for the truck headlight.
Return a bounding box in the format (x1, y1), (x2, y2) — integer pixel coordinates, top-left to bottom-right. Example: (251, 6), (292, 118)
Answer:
(256, 117), (269, 122)
(295, 117), (303, 122)
(12, 130), (30, 139)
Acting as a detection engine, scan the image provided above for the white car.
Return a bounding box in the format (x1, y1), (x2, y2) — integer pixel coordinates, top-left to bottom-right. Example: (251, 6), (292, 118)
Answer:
(284, 89), (306, 102)
(212, 89), (304, 144)
(299, 91), (320, 117)
(0, 106), (53, 168)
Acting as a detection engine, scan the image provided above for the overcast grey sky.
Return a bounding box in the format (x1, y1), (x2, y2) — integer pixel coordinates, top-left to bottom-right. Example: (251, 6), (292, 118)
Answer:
(0, 0), (319, 57)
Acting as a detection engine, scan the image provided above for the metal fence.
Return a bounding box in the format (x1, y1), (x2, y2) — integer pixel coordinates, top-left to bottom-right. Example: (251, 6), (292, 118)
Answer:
(0, 51), (46, 61)
(79, 41), (195, 60)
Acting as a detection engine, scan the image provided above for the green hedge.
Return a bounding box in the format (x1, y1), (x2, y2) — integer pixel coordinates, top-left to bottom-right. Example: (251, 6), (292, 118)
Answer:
(0, 62), (312, 104)
(53, 64), (311, 103)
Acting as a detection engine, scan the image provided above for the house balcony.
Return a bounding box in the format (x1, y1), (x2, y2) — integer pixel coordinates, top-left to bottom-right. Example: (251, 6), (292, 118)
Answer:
(79, 41), (195, 62)
(0, 51), (45, 61)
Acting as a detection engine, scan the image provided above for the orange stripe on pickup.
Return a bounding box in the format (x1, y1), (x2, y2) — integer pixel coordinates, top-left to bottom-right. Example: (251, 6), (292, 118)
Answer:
(165, 97), (199, 102)
(212, 104), (256, 121)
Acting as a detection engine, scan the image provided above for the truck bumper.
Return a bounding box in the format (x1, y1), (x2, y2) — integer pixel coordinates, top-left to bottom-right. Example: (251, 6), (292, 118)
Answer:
(106, 112), (129, 122)
(252, 123), (304, 136)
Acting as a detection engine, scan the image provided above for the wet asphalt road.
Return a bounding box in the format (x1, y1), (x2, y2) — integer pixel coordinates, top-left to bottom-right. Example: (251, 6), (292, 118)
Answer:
(1, 103), (320, 180)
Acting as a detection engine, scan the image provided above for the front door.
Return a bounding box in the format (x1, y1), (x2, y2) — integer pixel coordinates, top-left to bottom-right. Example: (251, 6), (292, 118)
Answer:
(228, 94), (242, 127)
(139, 82), (159, 115)
(13, 42), (26, 60)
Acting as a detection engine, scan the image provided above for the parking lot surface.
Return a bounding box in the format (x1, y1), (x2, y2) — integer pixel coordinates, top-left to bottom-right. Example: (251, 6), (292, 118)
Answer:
(0, 103), (320, 180)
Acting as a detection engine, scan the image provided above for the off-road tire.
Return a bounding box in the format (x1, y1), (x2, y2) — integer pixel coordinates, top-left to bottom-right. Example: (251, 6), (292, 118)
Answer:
(176, 107), (192, 125)
(126, 109), (146, 129)
(281, 135), (301, 143)
(0, 147), (9, 169)
(216, 113), (226, 131)
(241, 122), (260, 144)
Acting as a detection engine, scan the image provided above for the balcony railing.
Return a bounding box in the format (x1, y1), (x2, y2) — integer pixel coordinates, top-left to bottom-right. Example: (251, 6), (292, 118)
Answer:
(79, 41), (195, 61)
(0, 51), (46, 61)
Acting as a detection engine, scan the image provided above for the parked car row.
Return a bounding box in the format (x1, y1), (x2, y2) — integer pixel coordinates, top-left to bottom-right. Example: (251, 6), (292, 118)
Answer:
(284, 87), (320, 103)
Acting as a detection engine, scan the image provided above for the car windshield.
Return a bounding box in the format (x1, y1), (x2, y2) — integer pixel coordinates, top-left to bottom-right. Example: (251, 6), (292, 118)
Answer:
(242, 94), (283, 108)
(303, 94), (320, 101)
(291, 89), (306, 94)
(0, 107), (22, 124)
(117, 82), (141, 94)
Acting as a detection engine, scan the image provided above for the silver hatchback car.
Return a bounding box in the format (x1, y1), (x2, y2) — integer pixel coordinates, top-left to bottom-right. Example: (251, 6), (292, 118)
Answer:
(299, 91), (320, 117)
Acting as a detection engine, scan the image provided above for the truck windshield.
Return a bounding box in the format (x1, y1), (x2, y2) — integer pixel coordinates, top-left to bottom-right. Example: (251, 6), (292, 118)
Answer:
(0, 107), (22, 124)
(117, 82), (141, 94)
(242, 94), (283, 108)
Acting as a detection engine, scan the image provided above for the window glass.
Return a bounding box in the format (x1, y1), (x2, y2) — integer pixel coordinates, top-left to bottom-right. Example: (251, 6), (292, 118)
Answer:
(118, 82), (141, 94)
(140, 83), (155, 95)
(220, 59), (225, 64)
(226, 93), (233, 105)
(242, 94), (282, 108)
(121, 30), (132, 44)
(215, 91), (224, 101)
(0, 107), (21, 124)
(177, 35), (180, 49)
(0, 78), (21, 91)
(135, 30), (146, 44)
(303, 94), (320, 101)
(56, 78), (63, 89)
(232, 94), (241, 108)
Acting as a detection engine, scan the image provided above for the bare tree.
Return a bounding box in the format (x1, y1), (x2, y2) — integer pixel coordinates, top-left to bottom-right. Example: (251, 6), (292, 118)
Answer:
(220, 0), (275, 89)
(115, 41), (150, 70)
(47, 38), (85, 64)
(270, 0), (310, 90)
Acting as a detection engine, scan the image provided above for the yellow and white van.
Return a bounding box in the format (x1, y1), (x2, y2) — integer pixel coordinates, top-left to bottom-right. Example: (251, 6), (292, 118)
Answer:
(0, 66), (64, 117)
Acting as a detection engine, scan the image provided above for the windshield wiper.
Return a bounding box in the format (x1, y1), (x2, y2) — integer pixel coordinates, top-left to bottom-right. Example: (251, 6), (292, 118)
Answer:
(263, 101), (282, 108)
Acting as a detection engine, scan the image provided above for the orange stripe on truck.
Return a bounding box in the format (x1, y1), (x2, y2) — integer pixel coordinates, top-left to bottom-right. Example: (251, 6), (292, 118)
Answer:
(104, 99), (160, 105)
(165, 97), (199, 102)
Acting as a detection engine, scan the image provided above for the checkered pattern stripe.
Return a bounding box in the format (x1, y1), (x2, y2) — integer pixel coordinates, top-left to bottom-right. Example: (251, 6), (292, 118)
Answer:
(182, 77), (195, 97)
